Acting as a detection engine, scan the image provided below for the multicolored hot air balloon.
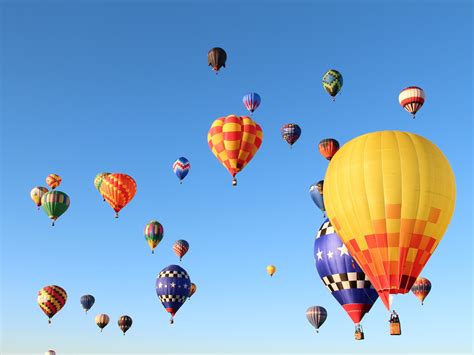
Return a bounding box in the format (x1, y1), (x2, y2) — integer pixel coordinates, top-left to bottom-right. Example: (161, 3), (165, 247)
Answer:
(189, 283), (197, 299)
(30, 186), (49, 209)
(208, 47), (227, 73)
(208, 114), (263, 186)
(324, 131), (456, 310)
(144, 220), (164, 254)
(173, 240), (189, 261)
(266, 265), (276, 277)
(315, 219), (379, 338)
(156, 264), (191, 324)
(243, 93), (261, 113)
(173, 157), (190, 184)
(99, 173), (137, 218)
(118, 315), (132, 335)
(322, 69), (343, 100)
(80, 294), (95, 314)
(309, 181), (325, 213)
(318, 138), (340, 160)
(280, 124), (301, 147)
(306, 306), (327, 333)
(94, 173), (110, 201)
(95, 313), (110, 332)
(37, 285), (67, 324)
(41, 191), (70, 226)
(399, 86), (425, 118)
(46, 174), (61, 189)
(411, 277), (432, 305)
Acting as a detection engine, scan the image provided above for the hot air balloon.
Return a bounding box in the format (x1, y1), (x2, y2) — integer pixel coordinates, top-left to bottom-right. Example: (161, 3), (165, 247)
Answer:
(144, 220), (164, 254)
(118, 315), (132, 335)
(309, 181), (325, 213)
(318, 138), (340, 160)
(99, 173), (137, 218)
(80, 294), (95, 314)
(243, 93), (261, 113)
(41, 191), (70, 226)
(280, 124), (301, 147)
(411, 277), (432, 305)
(208, 114), (263, 186)
(322, 69), (343, 100)
(95, 313), (110, 332)
(399, 86), (425, 118)
(46, 174), (61, 189)
(45, 351), (56, 355)
(324, 131), (456, 311)
(306, 306), (327, 333)
(173, 157), (190, 184)
(156, 265), (191, 324)
(208, 47), (227, 73)
(94, 173), (110, 201)
(173, 240), (189, 261)
(315, 219), (379, 339)
(37, 285), (67, 324)
(266, 265), (276, 277)
(31, 186), (49, 209)
(189, 283), (197, 299)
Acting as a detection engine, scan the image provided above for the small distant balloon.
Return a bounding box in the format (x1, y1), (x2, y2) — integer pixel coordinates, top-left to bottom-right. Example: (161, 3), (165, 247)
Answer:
(280, 124), (301, 147)
(95, 314), (110, 332)
(306, 306), (327, 333)
(243, 93), (261, 113)
(41, 191), (70, 226)
(208, 47), (227, 73)
(46, 174), (61, 189)
(173, 240), (189, 261)
(189, 283), (197, 299)
(411, 277), (432, 305)
(399, 86), (425, 118)
(309, 181), (325, 213)
(80, 294), (95, 314)
(266, 265), (276, 277)
(318, 138), (340, 160)
(144, 220), (164, 254)
(322, 69), (343, 100)
(30, 186), (49, 209)
(118, 315), (133, 335)
(173, 157), (190, 183)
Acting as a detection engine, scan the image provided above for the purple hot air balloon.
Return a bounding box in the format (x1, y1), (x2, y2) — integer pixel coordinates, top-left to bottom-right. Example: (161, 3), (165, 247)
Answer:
(280, 124), (301, 147)
(156, 265), (191, 324)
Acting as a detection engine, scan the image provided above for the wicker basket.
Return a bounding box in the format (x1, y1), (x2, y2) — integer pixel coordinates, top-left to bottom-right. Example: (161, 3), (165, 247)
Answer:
(390, 322), (401, 335)
(355, 331), (364, 340)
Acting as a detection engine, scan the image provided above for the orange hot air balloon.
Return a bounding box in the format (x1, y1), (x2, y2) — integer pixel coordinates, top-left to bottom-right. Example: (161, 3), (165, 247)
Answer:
(324, 131), (456, 310)
(207, 114), (263, 186)
(318, 139), (340, 160)
(99, 173), (137, 218)
(46, 174), (61, 189)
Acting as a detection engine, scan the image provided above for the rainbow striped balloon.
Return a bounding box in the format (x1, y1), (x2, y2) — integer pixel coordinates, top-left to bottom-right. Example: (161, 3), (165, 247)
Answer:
(144, 220), (164, 253)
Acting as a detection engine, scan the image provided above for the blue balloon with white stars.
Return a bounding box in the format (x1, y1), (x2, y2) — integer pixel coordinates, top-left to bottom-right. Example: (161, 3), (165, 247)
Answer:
(314, 219), (378, 325)
(156, 264), (191, 323)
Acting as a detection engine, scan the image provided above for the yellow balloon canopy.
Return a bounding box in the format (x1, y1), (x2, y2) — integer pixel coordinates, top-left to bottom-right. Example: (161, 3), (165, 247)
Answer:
(266, 265), (276, 277)
(324, 131), (456, 310)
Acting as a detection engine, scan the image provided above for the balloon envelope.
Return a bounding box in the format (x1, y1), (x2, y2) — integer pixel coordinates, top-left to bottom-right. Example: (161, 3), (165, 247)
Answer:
(322, 69), (343, 98)
(156, 265), (191, 322)
(46, 174), (61, 189)
(31, 186), (49, 208)
(41, 191), (70, 225)
(411, 277), (432, 305)
(208, 47), (227, 72)
(118, 315), (133, 335)
(80, 294), (95, 313)
(37, 285), (67, 323)
(95, 314), (110, 331)
(266, 265), (276, 277)
(99, 173), (137, 217)
(243, 93), (261, 113)
(280, 124), (301, 146)
(173, 157), (190, 182)
(399, 86), (425, 118)
(309, 181), (325, 212)
(306, 306), (327, 332)
(324, 131), (456, 309)
(144, 220), (164, 253)
(315, 219), (378, 324)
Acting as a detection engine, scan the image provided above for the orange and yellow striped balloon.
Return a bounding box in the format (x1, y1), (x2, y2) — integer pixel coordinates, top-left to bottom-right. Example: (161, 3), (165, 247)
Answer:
(46, 174), (61, 189)
(207, 114), (263, 185)
(324, 131), (456, 310)
(99, 173), (137, 217)
(37, 285), (67, 323)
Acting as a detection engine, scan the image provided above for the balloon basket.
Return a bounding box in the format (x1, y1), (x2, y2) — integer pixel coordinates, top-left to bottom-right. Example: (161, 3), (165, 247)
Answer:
(355, 331), (364, 340)
(390, 321), (401, 336)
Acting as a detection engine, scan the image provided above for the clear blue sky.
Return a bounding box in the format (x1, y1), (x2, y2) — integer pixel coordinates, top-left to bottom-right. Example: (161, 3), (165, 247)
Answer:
(1, 1), (472, 354)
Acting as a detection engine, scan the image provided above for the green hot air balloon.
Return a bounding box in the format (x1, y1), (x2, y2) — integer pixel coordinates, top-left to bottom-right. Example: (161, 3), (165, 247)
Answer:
(94, 172), (110, 201)
(41, 191), (70, 226)
(322, 69), (343, 100)
(144, 220), (164, 254)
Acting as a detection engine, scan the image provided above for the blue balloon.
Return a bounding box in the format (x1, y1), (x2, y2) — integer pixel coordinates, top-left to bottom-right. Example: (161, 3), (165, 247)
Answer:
(243, 92), (261, 113)
(156, 265), (191, 323)
(309, 181), (325, 213)
(314, 219), (378, 325)
(80, 294), (95, 313)
(173, 157), (190, 182)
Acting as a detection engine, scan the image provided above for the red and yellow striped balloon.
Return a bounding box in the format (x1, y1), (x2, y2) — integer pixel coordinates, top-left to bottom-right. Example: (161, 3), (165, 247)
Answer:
(37, 285), (67, 323)
(99, 173), (137, 217)
(208, 114), (263, 186)
(46, 174), (61, 189)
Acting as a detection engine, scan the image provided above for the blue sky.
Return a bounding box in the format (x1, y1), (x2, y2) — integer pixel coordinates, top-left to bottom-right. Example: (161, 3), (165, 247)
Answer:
(1, 1), (472, 354)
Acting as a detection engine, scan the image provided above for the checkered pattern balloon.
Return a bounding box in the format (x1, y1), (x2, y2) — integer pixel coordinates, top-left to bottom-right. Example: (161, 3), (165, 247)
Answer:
(208, 115), (263, 184)
(322, 69), (343, 99)
(99, 173), (137, 217)
(37, 285), (67, 323)
(156, 265), (191, 323)
(315, 219), (378, 324)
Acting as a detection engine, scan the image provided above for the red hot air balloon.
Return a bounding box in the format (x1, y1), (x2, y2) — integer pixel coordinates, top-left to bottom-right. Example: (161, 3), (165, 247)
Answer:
(318, 138), (340, 160)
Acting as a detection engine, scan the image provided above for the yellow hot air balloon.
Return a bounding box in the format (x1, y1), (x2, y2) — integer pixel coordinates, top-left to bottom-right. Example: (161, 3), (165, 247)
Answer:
(324, 131), (456, 310)
(266, 265), (276, 277)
